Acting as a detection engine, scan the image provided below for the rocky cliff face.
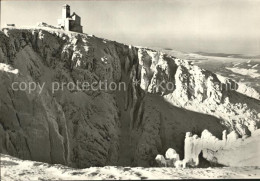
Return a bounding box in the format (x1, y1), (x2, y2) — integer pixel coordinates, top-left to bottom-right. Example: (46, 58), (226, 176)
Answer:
(0, 27), (259, 168)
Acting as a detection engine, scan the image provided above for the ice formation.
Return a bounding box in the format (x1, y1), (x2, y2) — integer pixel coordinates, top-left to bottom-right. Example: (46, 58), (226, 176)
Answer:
(156, 129), (260, 167)
(155, 148), (182, 168)
(183, 129), (260, 167)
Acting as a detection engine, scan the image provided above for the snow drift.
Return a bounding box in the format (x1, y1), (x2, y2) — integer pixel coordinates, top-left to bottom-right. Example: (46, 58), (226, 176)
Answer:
(2, 154), (260, 180)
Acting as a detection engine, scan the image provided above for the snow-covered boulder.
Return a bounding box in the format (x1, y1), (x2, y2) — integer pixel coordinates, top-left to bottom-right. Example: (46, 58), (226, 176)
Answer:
(155, 155), (167, 167)
(174, 160), (187, 168)
(165, 148), (180, 161)
(155, 148), (181, 167)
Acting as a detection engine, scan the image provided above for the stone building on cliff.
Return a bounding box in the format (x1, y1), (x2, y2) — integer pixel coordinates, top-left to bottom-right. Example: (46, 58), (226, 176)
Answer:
(58, 4), (83, 33)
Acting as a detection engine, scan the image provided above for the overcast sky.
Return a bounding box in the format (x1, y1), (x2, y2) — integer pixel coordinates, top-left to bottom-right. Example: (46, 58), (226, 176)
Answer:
(1, 0), (260, 55)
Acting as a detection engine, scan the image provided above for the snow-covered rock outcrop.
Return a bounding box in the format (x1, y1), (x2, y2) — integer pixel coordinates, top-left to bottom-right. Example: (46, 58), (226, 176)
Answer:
(0, 27), (259, 168)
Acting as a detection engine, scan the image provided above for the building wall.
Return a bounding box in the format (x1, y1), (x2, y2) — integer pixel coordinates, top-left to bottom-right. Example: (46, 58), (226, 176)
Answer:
(72, 14), (81, 25)
(65, 19), (70, 31)
(57, 19), (65, 28)
(69, 20), (83, 33)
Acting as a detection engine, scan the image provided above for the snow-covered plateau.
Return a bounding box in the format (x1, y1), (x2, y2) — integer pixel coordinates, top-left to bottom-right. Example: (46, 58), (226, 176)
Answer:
(0, 26), (259, 179)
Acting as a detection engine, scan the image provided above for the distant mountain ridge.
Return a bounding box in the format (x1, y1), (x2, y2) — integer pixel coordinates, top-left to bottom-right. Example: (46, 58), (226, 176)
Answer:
(195, 51), (260, 59)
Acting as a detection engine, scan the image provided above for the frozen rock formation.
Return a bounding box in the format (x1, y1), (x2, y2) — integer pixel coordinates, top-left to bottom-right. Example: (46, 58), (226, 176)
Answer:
(184, 132), (201, 167)
(158, 129), (260, 168)
(155, 148), (181, 167)
(165, 148), (180, 160)
(0, 27), (259, 168)
(155, 155), (167, 167)
(183, 129), (260, 167)
(174, 160), (187, 168)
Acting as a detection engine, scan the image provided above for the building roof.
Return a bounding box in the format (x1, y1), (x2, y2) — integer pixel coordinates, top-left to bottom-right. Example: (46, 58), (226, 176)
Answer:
(71, 12), (79, 17)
